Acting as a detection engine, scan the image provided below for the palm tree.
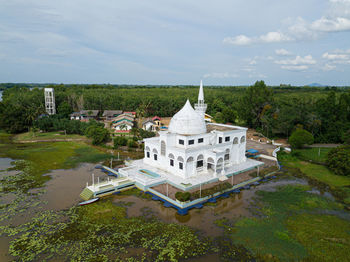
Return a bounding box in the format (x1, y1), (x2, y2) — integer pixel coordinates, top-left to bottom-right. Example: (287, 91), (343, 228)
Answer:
(119, 124), (127, 131)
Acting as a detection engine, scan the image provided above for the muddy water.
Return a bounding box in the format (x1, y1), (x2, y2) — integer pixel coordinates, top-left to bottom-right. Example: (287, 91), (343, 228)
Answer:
(0, 157), (327, 261)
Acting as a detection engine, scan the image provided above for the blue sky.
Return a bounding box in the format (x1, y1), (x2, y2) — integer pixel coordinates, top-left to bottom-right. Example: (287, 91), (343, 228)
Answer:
(0, 0), (349, 85)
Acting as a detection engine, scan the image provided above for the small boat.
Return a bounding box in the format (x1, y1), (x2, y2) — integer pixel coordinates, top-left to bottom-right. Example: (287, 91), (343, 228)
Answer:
(78, 198), (99, 206)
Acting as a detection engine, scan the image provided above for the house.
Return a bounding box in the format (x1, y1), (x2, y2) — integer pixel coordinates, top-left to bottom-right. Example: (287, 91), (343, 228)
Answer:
(112, 120), (134, 132)
(152, 116), (161, 126)
(102, 110), (123, 121)
(70, 110), (99, 121)
(119, 81), (263, 189)
(204, 113), (213, 122)
(111, 113), (135, 132)
(142, 119), (156, 131)
(124, 111), (136, 116)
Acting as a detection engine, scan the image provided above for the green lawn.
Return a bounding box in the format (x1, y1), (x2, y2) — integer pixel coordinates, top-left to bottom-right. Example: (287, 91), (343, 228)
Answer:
(294, 147), (332, 163)
(13, 131), (86, 142)
(279, 152), (350, 188)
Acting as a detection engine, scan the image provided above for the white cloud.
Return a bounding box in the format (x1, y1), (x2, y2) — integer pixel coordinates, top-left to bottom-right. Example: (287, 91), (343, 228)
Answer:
(259, 31), (292, 43)
(223, 35), (252, 45)
(275, 49), (292, 56)
(249, 73), (267, 78)
(281, 65), (309, 71)
(203, 72), (239, 78)
(311, 17), (350, 32)
(322, 52), (349, 60)
(329, 0), (350, 3)
(322, 64), (337, 71)
(275, 55), (316, 65)
(249, 60), (257, 65)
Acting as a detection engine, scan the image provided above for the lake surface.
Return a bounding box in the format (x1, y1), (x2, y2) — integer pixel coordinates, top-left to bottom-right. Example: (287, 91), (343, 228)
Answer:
(0, 157), (338, 261)
(0, 91), (2, 101)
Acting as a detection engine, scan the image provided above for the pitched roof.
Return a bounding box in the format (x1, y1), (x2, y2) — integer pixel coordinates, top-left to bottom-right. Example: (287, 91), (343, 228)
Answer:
(80, 110), (99, 116)
(142, 119), (156, 125)
(102, 110), (123, 117)
(152, 116), (161, 121)
(113, 120), (134, 127)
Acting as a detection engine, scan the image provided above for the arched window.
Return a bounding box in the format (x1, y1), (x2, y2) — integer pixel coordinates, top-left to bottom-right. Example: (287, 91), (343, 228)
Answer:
(240, 136), (246, 143)
(153, 148), (158, 161)
(187, 156), (194, 162)
(224, 148), (230, 160)
(197, 154), (204, 168)
(178, 156), (184, 170)
(168, 153), (175, 166)
(233, 137), (238, 144)
(161, 141), (166, 156)
(145, 146), (150, 158)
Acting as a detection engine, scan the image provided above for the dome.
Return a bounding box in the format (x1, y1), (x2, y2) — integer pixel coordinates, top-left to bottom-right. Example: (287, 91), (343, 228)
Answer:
(168, 100), (207, 135)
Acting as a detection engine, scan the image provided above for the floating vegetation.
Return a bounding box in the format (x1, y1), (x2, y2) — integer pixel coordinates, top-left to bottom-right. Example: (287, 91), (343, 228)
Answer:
(4, 200), (212, 261)
(215, 184), (350, 261)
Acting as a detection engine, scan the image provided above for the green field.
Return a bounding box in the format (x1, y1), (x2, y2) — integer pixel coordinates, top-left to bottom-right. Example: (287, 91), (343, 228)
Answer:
(279, 151), (350, 188)
(13, 131), (86, 142)
(293, 147), (332, 163)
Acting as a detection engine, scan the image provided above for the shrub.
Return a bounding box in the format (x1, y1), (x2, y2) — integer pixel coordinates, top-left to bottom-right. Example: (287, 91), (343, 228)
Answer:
(326, 145), (350, 176)
(175, 192), (191, 202)
(127, 139), (138, 148)
(113, 136), (127, 148)
(289, 129), (314, 149)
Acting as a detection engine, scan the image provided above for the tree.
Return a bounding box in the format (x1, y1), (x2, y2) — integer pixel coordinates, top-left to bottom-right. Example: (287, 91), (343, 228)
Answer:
(326, 145), (350, 176)
(114, 136), (128, 148)
(84, 126), (110, 145)
(238, 81), (274, 128)
(57, 102), (73, 118)
(288, 129), (314, 149)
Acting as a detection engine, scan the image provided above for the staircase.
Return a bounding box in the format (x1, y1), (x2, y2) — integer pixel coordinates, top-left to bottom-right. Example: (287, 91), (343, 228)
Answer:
(80, 188), (94, 200)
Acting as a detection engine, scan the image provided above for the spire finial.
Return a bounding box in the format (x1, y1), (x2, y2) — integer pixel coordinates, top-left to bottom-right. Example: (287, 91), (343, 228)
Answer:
(198, 80), (204, 102)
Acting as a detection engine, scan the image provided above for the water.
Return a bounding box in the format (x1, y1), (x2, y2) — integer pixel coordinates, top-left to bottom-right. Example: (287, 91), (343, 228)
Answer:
(0, 91), (2, 102)
(0, 157), (338, 261)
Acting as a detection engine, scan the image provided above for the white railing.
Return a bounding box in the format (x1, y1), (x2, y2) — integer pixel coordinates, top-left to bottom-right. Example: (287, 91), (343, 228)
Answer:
(272, 147), (280, 158)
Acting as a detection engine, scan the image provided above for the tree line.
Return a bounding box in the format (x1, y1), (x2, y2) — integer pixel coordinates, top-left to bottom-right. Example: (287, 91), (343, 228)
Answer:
(0, 81), (349, 144)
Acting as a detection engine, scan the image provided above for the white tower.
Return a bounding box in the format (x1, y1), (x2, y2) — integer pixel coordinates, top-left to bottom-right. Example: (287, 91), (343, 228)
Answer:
(194, 80), (207, 118)
(44, 88), (56, 115)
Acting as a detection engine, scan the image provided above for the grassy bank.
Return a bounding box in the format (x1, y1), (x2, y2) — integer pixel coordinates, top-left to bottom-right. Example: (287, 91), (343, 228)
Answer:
(13, 131), (87, 142)
(293, 147), (332, 163)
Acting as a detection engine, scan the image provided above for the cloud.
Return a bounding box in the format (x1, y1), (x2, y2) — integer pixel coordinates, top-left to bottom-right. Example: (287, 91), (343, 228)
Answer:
(275, 55), (316, 65)
(259, 32), (292, 43)
(322, 52), (349, 60)
(322, 49), (350, 64)
(223, 32), (292, 46)
(249, 60), (257, 65)
(224, 0), (350, 46)
(281, 65), (309, 71)
(322, 64), (337, 71)
(275, 49), (292, 56)
(223, 35), (252, 45)
(203, 72), (239, 78)
(329, 0), (350, 3)
(311, 17), (350, 32)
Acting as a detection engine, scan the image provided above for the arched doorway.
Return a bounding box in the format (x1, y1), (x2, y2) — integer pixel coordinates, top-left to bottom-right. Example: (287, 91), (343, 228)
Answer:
(216, 158), (224, 173)
(207, 157), (215, 172)
(186, 157), (194, 176)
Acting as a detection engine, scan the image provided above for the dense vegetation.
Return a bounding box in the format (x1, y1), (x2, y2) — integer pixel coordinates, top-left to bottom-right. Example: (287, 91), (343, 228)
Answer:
(326, 145), (350, 177)
(0, 82), (350, 143)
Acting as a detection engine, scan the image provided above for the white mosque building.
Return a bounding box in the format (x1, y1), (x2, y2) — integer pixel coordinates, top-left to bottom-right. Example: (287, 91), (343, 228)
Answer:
(119, 81), (263, 190)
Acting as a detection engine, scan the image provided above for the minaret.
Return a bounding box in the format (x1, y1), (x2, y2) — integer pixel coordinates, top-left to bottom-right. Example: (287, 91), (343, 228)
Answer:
(194, 80), (207, 119)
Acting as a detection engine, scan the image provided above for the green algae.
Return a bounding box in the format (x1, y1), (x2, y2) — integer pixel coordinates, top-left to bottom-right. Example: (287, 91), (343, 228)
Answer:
(5, 199), (212, 261)
(215, 184), (350, 261)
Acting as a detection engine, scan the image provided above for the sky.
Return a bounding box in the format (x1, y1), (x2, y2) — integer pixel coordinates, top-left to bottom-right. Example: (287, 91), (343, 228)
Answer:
(0, 0), (350, 86)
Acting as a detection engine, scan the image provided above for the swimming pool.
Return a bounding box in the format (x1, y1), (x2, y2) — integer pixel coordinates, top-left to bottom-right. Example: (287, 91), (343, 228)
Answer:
(139, 169), (160, 178)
